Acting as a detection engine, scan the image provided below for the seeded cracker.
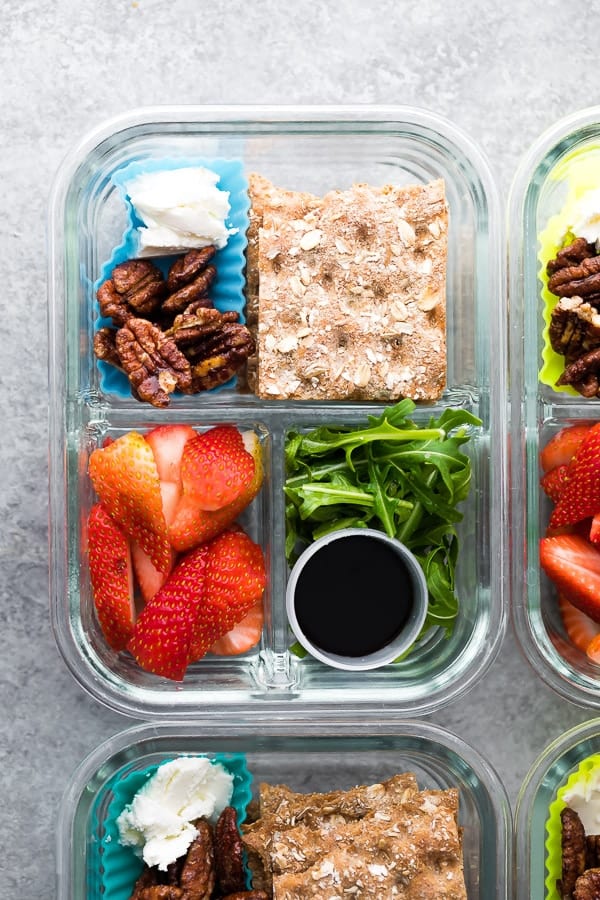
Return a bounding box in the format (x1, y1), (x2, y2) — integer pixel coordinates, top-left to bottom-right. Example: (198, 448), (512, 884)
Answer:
(251, 176), (448, 401)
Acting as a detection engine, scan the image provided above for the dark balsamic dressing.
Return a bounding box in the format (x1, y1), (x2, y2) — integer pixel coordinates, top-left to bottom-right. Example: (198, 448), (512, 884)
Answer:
(294, 535), (415, 657)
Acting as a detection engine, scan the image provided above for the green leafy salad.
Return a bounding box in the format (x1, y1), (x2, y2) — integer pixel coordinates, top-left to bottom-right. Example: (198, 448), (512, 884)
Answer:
(284, 399), (481, 646)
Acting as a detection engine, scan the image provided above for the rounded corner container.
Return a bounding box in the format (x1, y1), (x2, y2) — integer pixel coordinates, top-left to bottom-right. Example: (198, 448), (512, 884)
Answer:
(515, 717), (600, 899)
(56, 717), (512, 899)
(509, 105), (600, 707)
(48, 104), (507, 719)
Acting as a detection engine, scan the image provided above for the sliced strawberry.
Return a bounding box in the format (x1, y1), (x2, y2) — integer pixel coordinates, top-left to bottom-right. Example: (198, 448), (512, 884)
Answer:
(549, 423), (600, 528)
(145, 424), (196, 485)
(89, 431), (171, 573)
(591, 513), (600, 546)
(557, 594), (600, 653)
(127, 544), (212, 680)
(539, 424), (591, 473)
(170, 431), (264, 552)
(160, 480), (181, 527)
(540, 534), (600, 623)
(209, 601), (264, 656)
(87, 503), (135, 651)
(540, 465), (569, 504)
(131, 541), (177, 605)
(181, 425), (255, 512)
(586, 633), (600, 664)
(189, 528), (266, 662)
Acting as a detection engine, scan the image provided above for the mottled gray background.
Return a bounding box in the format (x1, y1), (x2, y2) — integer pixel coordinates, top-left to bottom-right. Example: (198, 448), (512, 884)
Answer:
(2, 0), (600, 896)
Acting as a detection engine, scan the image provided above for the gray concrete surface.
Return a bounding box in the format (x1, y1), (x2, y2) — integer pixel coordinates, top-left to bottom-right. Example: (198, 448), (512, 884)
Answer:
(2, 0), (600, 895)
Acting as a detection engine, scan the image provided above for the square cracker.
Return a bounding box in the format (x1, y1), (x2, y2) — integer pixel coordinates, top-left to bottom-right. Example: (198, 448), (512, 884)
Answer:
(252, 176), (448, 401)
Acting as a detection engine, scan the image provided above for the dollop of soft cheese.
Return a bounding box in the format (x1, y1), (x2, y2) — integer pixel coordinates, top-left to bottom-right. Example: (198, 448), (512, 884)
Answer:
(125, 167), (235, 256)
(568, 188), (600, 244)
(562, 766), (600, 834)
(116, 757), (233, 870)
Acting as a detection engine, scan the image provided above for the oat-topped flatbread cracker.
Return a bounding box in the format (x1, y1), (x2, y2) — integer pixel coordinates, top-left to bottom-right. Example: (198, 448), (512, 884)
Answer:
(242, 776), (467, 899)
(249, 176), (448, 401)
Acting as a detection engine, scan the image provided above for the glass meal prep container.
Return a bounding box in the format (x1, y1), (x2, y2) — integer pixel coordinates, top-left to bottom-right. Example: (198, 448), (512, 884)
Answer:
(515, 717), (600, 899)
(509, 105), (600, 708)
(47, 105), (507, 718)
(56, 717), (512, 899)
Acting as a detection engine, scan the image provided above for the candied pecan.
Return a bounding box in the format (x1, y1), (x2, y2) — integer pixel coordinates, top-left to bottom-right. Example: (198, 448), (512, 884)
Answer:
(129, 866), (159, 899)
(137, 888), (184, 900)
(549, 298), (600, 362)
(588, 835), (600, 871)
(167, 308), (239, 350)
(179, 819), (215, 900)
(220, 893), (269, 899)
(161, 249), (218, 316)
(98, 259), (166, 324)
(548, 255), (600, 302)
(560, 807), (588, 898)
(547, 237), (596, 275)
(188, 324), (255, 392)
(214, 807), (246, 896)
(116, 317), (192, 408)
(94, 327), (123, 369)
(167, 247), (217, 292)
(574, 867), (600, 899)
(558, 348), (600, 398)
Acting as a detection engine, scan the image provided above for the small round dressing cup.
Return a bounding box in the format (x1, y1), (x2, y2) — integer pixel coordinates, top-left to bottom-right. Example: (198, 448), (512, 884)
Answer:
(286, 527), (428, 671)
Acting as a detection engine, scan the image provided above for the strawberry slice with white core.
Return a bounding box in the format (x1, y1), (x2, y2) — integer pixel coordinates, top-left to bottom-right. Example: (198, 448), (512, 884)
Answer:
(87, 503), (135, 651)
(145, 424), (196, 486)
(209, 600), (264, 656)
(539, 424), (591, 474)
(549, 423), (600, 528)
(557, 594), (600, 653)
(88, 431), (171, 574)
(540, 533), (600, 624)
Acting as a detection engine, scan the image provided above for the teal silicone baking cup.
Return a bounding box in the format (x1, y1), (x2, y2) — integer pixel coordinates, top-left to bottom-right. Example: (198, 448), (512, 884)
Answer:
(93, 156), (250, 399)
(89, 753), (252, 900)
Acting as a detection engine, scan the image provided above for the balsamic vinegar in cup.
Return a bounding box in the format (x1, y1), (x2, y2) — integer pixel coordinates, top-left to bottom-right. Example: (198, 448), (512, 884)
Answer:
(293, 534), (416, 657)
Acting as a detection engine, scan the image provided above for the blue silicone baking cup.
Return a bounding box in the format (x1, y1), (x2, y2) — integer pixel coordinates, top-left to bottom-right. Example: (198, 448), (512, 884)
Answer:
(88, 753), (252, 900)
(92, 157), (250, 400)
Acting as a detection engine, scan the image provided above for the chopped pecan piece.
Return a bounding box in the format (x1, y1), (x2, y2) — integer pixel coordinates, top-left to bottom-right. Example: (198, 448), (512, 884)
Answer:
(214, 807), (247, 896)
(116, 317), (192, 408)
(574, 867), (600, 899)
(98, 259), (166, 324)
(558, 348), (600, 398)
(560, 807), (588, 899)
(179, 819), (215, 900)
(161, 249), (218, 316)
(93, 327), (123, 369)
(549, 297), (600, 362)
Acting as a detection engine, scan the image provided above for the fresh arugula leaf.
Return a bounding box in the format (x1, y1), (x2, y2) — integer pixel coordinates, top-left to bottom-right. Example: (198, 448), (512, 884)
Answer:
(284, 399), (481, 658)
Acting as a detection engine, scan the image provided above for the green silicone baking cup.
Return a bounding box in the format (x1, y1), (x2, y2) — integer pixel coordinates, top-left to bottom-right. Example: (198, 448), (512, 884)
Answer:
(89, 753), (252, 900)
(545, 753), (600, 898)
(539, 146), (600, 393)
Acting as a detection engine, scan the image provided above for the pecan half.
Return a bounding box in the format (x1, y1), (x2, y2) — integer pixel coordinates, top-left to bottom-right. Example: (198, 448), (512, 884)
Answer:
(98, 259), (166, 324)
(137, 888), (184, 900)
(574, 867), (600, 900)
(558, 348), (600, 398)
(130, 867), (160, 899)
(167, 308), (239, 350)
(549, 297), (600, 362)
(560, 807), (588, 899)
(179, 819), (215, 900)
(547, 237), (600, 303)
(214, 807), (246, 896)
(162, 248), (218, 315)
(115, 318), (192, 408)
(587, 835), (600, 871)
(93, 327), (123, 369)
